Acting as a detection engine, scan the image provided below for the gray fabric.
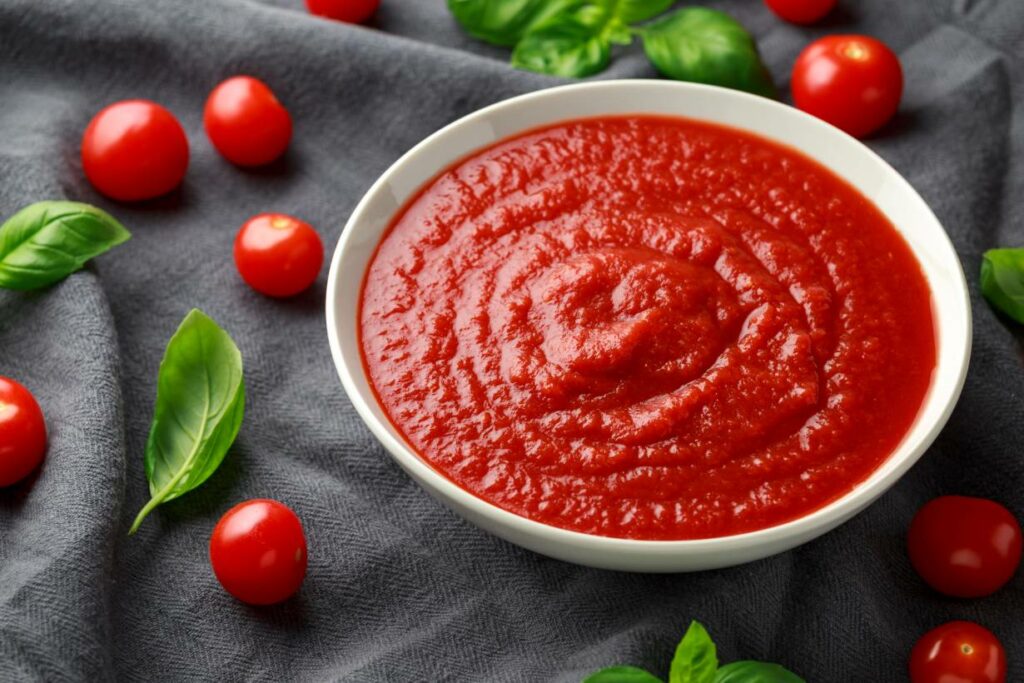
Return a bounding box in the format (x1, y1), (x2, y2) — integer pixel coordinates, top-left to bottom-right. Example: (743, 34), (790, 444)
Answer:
(0, 0), (1022, 680)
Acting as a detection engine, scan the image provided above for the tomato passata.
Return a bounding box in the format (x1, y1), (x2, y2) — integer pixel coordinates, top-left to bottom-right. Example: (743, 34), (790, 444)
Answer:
(209, 499), (308, 605)
(81, 100), (189, 201)
(792, 35), (903, 138)
(0, 377), (47, 487)
(910, 621), (1006, 683)
(234, 213), (324, 297)
(204, 76), (292, 167)
(908, 495), (1021, 598)
(305, 0), (379, 24)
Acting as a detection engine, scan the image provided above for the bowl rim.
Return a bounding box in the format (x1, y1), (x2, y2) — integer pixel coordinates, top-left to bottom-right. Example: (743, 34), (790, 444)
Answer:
(325, 79), (972, 553)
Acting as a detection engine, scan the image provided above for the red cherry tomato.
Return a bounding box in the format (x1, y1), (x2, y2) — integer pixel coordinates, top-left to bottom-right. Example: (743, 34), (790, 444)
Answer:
(908, 495), (1021, 598)
(81, 100), (189, 201)
(234, 213), (324, 298)
(910, 621), (1006, 683)
(764, 0), (836, 24)
(305, 0), (379, 24)
(209, 499), (308, 605)
(204, 76), (292, 167)
(791, 35), (903, 138)
(0, 377), (47, 487)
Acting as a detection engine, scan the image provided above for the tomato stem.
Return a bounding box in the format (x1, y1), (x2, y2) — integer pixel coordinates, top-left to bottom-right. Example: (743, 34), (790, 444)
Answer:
(841, 41), (869, 61)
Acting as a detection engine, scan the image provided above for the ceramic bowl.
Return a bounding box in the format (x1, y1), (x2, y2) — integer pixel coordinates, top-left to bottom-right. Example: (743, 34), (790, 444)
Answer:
(325, 80), (971, 572)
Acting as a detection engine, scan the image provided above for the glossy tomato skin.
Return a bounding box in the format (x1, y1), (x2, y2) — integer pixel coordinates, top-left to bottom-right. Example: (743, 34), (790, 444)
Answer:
(209, 499), (308, 605)
(204, 76), (292, 167)
(910, 621), (1006, 683)
(234, 213), (324, 297)
(0, 377), (47, 487)
(81, 100), (189, 201)
(764, 0), (836, 24)
(305, 0), (379, 23)
(908, 495), (1021, 598)
(791, 35), (903, 138)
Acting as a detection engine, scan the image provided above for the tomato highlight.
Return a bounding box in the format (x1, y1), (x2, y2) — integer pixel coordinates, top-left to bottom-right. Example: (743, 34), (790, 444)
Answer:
(209, 499), (308, 605)
(305, 0), (380, 24)
(791, 35), (903, 138)
(764, 0), (836, 25)
(204, 76), (292, 167)
(234, 213), (324, 298)
(0, 376), (47, 487)
(908, 495), (1022, 598)
(909, 621), (1006, 683)
(81, 100), (189, 201)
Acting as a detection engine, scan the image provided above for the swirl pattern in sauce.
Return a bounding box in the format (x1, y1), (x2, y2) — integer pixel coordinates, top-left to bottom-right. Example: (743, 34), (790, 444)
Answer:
(360, 116), (935, 540)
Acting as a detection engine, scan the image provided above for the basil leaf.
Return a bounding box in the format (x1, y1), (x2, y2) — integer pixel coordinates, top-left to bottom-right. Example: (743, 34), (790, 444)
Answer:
(613, 0), (674, 24)
(584, 666), (665, 683)
(128, 309), (245, 534)
(668, 621), (717, 683)
(639, 8), (776, 97)
(981, 248), (1024, 324)
(605, 18), (634, 46)
(512, 0), (641, 77)
(512, 13), (612, 77)
(0, 200), (130, 290)
(447, 0), (577, 47)
(713, 661), (805, 683)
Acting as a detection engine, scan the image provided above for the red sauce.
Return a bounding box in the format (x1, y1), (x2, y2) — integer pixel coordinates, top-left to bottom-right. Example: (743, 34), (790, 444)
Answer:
(360, 116), (935, 540)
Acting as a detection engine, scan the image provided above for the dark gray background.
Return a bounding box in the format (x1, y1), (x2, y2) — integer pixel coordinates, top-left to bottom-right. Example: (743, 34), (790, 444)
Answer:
(1, 0), (1021, 680)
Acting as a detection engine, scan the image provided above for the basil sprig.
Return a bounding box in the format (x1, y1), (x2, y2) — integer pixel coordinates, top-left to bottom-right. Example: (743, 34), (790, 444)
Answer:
(447, 0), (576, 46)
(615, 0), (674, 24)
(584, 667), (664, 683)
(511, 4), (621, 78)
(669, 622), (718, 683)
(448, 0), (774, 96)
(713, 661), (805, 683)
(638, 8), (775, 97)
(129, 309), (245, 534)
(0, 201), (130, 290)
(583, 621), (804, 683)
(981, 248), (1024, 324)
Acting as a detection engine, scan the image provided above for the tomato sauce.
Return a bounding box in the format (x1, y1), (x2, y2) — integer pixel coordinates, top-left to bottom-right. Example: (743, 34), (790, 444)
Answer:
(360, 116), (935, 540)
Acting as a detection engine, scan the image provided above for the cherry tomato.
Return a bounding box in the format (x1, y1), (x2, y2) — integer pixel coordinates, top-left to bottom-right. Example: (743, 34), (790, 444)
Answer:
(305, 0), (379, 24)
(209, 499), (308, 605)
(81, 100), (189, 202)
(234, 213), (324, 298)
(204, 76), (292, 167)
(764, 0), (836, 24)
(908, 495), (1021, 598)
(0, 377), (47, 487)
(910, 621), (1006, 683)
(791, 35), (903, 138)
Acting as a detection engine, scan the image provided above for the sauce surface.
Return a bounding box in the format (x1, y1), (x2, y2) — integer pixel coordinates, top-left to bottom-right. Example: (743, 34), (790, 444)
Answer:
(360, 116), (935, 540)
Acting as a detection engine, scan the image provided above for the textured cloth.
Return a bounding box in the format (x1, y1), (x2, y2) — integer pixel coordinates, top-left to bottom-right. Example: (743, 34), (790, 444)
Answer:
(1, 0), (1022, 681)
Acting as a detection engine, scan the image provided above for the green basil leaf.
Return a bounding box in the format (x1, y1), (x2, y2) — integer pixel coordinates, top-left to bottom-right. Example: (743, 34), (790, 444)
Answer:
(511, 1), (637, 77)
(128, 309), (245, 534)
(0, 200), (130, 290)
(512, 13), (612, 77)
(447, 0), (578, 46)
(583, 666), (665, 683)
(713, 661), (805, 683)
(668, 621), (717, 683)
(606, 18), (634, 46)
(981, 248), (1024, 324)
(612, 0), (674, 24)
(639, 8), (775, 97)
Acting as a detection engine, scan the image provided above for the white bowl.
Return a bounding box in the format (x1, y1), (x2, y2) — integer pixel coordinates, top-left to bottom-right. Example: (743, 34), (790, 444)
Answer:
(325, 80), (971, 572)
